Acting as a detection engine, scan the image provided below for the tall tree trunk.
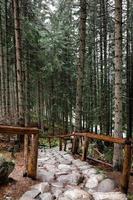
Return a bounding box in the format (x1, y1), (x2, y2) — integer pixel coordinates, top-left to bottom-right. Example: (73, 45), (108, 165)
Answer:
(12, 0), (24, 126)
(113, 0), (123, 171)
(73, 0), (86, 152)
(0, 6), (6, 118)
(127, 0), (133, 139)
(5, 0), (10, 118)
(75, 0), (86, 131)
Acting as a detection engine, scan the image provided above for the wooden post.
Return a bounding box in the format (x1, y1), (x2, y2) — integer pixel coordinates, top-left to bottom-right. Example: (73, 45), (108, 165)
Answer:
(64, 139), (67, 151)
(59, 138), (62, 151)
(27, 133), (39, 179)
(48, 137), (51, 148)
(72, 136), (78, 154)
(23, 134), (29, 176)
(120, 142), (132, 194)
(82, 136), (89, 161)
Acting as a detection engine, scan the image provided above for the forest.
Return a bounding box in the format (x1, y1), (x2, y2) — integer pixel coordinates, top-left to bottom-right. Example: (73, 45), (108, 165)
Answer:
(0, 0), (133, 199)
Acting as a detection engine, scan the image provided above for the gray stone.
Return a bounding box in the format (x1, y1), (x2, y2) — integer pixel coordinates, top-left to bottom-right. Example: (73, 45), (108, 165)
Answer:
(78, 165), (91, 171)
(92, 192), (127, 200)
(94, 174), (104, 182)
(51, 182), (64, 188)
(85, 177), (98, 189)
(72, 159), (85, 167)
(58, 164), (71, 172)
(19, 189), (40, 200)
(60, 159), (72, 165)
(57, 173), (83, 185)
(37, 170), (55, 182)
(64, 189), (94, 200)
(97, 178), (116, 192)
(58, 196), (71, 200)
(43, 164), (58, 172)
(0, 156), (15, 183)
(38, 157), (49, 162)
(19, 197), (34, 200)
(31, 182), (50, 193)
(63, 154), (74, 161)
(82, 168), (97, 177)
(55, 171), (68, 177)
(52, 188), (63, 198)
(39, 193), (54, 200)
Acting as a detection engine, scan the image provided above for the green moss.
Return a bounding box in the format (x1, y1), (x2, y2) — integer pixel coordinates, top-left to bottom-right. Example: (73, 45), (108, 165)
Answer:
(128, 194), (133, 200)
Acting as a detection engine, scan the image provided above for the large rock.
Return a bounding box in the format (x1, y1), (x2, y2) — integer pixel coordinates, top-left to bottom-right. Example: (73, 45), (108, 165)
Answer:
(72, 159), (86, 167)
(59, 159), (72, 165)
(63, 154), (74, 161)
(85, 177), (98, 189)
(78, 165), (91, 171)
(58, 196), (71, 200)
(37, 169), (55, 182)
(52, 188), (63, 198)
(0, 156), (15, 183)
(64, 189), (94, 200)
(31, 182), (50, 193)
(82, 168), (97, 177)
(92, 192), (127, 200)
(58, 164), (71, 172)
(97, 178), (116, 192)
(19, 189), (40, 200)
(43, 164), (58, 172)
(57, 173), (83, 185)
(51, 182), (64, 188)
(39, 192), (54, 200)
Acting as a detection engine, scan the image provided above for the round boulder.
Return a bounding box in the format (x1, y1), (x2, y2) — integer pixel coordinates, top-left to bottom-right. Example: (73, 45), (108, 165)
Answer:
(97, 178), (117, 192)
(0, 155), (15, 183)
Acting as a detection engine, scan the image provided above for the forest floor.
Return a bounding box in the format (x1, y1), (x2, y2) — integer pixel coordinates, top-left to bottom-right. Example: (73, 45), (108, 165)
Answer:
(0, 141), (133, 200)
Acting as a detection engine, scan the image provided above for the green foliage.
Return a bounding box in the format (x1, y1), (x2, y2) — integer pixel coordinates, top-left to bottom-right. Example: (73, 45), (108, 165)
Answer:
(39, 138), (59, 148)
(128, 195), (133, 200)
(104, 147), (113, 163)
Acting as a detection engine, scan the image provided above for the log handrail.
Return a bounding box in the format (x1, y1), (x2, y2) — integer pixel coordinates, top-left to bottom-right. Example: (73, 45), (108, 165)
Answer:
(72, 132), (132, 194)
(0, 125), (39, 179)
(74, 132), (126, 144)
(0, 125), (39, 135)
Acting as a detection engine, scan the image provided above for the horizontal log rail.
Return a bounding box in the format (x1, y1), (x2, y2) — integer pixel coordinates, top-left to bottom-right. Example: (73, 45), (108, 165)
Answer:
(72, 132), (132, 194)
(0, 125), (39, 179)
(0, 125), (39, 135)
(74, 132), (126, 144)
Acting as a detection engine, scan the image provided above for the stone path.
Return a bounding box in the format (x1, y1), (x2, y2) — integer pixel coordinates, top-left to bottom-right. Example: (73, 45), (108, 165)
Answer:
(20, 147), (127, 200)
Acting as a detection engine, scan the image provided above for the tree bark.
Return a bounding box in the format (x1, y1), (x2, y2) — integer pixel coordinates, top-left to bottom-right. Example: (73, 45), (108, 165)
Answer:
(113, 0), (123, 171)
(74, 0), (86, 153)
(12, 0), (24, 126)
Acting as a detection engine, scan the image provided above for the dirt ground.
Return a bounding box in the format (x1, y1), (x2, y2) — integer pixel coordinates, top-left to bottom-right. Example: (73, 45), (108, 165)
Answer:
(0, 143), (39, 200)
(0, 152), (39, 200)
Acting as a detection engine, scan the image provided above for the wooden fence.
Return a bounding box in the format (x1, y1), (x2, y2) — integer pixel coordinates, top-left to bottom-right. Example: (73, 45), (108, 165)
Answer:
(45, 132), (132, 194)
(73, 132), (132, 194)
(0, 125), (39, 179)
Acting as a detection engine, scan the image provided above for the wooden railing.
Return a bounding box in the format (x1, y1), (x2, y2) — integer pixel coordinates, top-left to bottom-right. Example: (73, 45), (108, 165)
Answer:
(72, 132), (132, 194)
(24, 130), (132, 194)
(44, 134), (73, 150)
(0, 125), (39, 179)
